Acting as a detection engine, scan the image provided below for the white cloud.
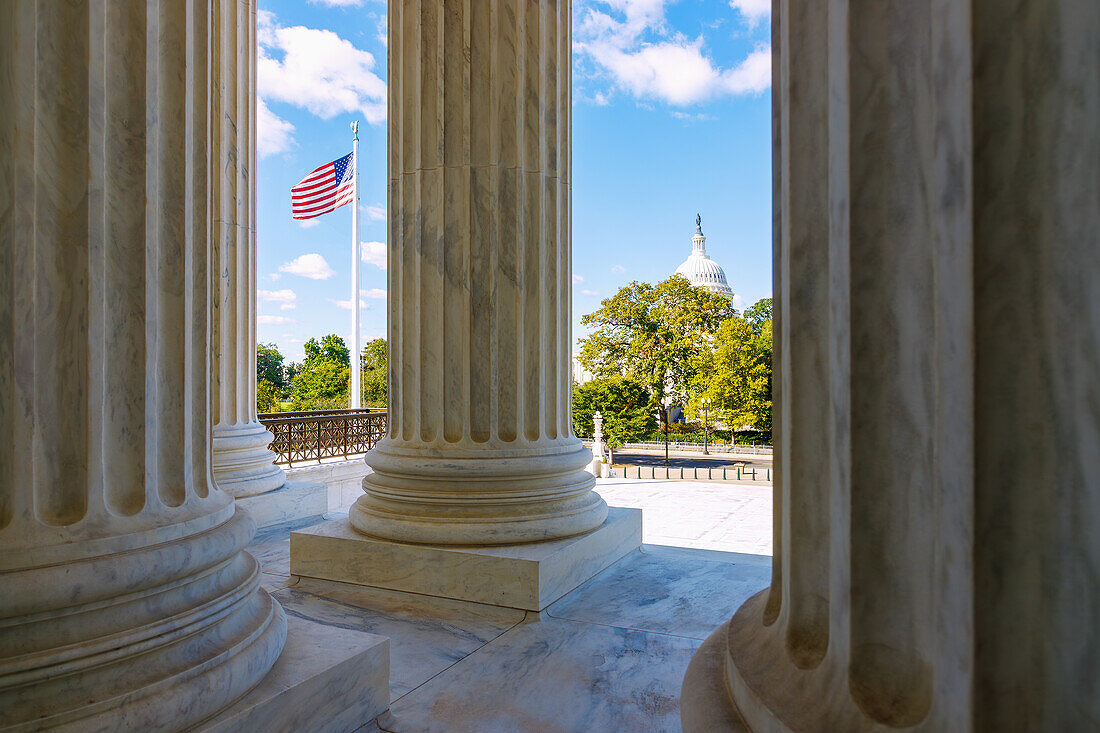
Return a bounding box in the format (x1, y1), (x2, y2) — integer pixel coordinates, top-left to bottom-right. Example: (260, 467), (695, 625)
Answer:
(729, 0), (771, 24)
(331, 297), (371, 310)
(721, 46), (772, 95)
(611, 264), (626, 274)
(309, 0), (367, 6)
(278, 253), (336, 280)
(259, 315), (296, 325)
(586, 38), (770, 105)
(731, 294), (746, 310)
(573, 274), (585, 284)
(257, 98), (296, 157)
(671, 110), (716, 122)
(575, 1), (771, 107)
(259, 288), (298, 310)
(361, 241), (387, 270)
(375, 15), (388, 47)
(298, 219), (321, 229)
(581, 289), (601, 297)
(576, 0), (669, 47)
(258, 11), (386, 125)
(361, 288), (387, 299)
(364, 204), (386, 222)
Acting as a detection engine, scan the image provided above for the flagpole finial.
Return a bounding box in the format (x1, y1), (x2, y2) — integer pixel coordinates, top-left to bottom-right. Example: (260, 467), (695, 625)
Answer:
(351, 120), (359, 141)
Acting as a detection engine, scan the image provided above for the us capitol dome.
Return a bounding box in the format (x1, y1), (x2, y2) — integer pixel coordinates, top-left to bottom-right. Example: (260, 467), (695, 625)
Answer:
(674, 214), (735, 301)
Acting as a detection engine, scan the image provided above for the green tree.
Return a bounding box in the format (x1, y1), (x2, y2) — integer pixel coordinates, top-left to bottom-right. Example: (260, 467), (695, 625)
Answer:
(304, 334), (350, 368)
(573, 377), (657, 450)
(742, 297), (772, 331)
(284, 361), (301, 393)
(256, 379), (279, 413)
(360, 338), (388, 408)
(257, 343), (287, 398)
(703, 299), (772, 437)
(578, 275), (737, 430)
(289, 359), (349, 410)
(290, 333), (351, 410)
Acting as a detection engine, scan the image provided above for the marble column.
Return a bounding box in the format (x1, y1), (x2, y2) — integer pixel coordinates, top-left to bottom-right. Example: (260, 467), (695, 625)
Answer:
(0, 2), (286, 729)
(681, 0), (1100, 729)
(353, 0), (607, 545)
(210, 0), (286, 498)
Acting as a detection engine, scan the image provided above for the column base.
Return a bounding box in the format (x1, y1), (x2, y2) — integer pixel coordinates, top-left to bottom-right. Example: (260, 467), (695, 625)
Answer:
(213, 421), (287, 498)
(0, 511), (287, 732)
(355, 438), (608, 545)
(681, 623), (750, 733)
(290, 507), (642, 610)
(235, 480), (328, 529)
(197, 613), (389, 733)
(684, 590), (905, 732)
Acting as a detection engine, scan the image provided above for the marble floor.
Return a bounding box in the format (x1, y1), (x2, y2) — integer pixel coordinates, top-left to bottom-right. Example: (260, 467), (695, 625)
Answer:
(251, 479), (773, 732)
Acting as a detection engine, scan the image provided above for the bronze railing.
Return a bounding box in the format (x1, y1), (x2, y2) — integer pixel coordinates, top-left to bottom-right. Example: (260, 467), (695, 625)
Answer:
(258, 409), (387, 466)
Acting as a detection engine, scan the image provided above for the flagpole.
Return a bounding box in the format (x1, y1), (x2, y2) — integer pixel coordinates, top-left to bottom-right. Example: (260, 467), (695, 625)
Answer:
(350, 121), (361, 409)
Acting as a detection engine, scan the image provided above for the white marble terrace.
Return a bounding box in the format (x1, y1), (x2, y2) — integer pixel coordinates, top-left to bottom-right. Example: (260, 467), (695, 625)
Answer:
(1, 0), (1097, 731)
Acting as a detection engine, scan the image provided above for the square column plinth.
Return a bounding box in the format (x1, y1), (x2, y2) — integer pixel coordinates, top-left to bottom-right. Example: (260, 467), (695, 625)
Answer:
(198, 614), (389, 733)
(290, 507), (642, 611)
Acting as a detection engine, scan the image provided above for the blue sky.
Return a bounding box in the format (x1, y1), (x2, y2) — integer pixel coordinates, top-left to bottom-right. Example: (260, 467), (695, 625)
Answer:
(256, 0), (772, 362)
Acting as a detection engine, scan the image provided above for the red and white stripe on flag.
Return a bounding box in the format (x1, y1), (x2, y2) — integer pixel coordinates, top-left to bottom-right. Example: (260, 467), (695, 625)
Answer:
(291, 151), (354, 220)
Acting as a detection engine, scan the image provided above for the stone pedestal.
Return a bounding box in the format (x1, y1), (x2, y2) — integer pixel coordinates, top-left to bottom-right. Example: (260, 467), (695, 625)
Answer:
(0, 2), (285, 727)
(197, 614), (390, 733)
(209, 0), (286, 500)
(353, 0), (605, 546)
(682, 0), (1100, 729)
(292, 507), (641, 610)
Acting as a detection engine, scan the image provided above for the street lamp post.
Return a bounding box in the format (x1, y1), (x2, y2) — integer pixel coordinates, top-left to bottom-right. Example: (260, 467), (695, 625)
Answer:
(703, 397), (711, 455)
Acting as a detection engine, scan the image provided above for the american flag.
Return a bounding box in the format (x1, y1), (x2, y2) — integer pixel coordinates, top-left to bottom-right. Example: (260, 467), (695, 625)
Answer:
(291, 152), (355, 219)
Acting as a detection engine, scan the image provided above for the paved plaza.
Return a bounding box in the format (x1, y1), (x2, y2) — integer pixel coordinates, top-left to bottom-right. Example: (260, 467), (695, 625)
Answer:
(595, 478), (774, 557)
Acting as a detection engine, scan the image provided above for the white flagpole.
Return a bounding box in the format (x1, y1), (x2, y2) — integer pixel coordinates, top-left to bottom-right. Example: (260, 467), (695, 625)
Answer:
(350, 121), (361, 409)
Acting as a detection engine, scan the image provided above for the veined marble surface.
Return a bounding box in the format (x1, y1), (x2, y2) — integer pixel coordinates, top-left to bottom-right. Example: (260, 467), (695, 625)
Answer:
(274, 578), (523, 700)
(381, 615), (699, 733)
(248, 500), (771, 731)
(236, 480), (327, 529)
(547, 545), (771, 641)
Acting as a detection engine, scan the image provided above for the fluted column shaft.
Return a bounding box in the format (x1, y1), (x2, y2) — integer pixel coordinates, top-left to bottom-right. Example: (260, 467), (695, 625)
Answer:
(0, 3), (285, 729)
(209, 0), (285, 497)
(683, 0), (1099, 729)
(353, 0), (607, 545)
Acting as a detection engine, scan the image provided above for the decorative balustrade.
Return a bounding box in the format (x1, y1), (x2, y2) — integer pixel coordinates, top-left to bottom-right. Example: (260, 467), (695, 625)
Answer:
(258, 409), (388, 466)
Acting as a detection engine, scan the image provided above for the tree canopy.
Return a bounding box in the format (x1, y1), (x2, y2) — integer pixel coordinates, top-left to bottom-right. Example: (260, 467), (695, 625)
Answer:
(304, 334), (350, 368)
(577, 275), (737, 426)
(257, 343), (287, 398)
(360, 338), (387, 408)
(698, 299), (772, 435)
(256, 379), (279, 413)
(289, 333), (351, 410)
(572, 376), (657, 448)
